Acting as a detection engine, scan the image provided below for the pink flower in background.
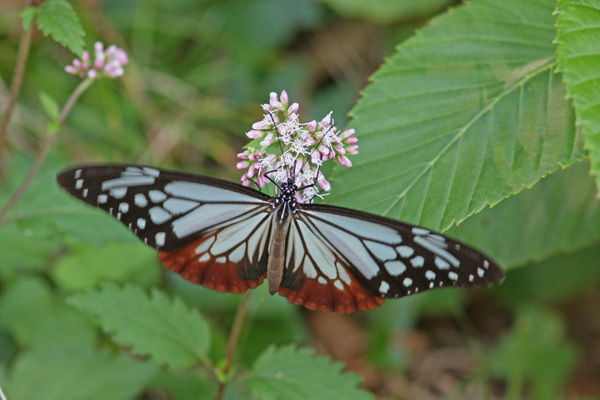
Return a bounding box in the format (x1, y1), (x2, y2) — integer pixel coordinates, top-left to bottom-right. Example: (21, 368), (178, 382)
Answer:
(237, 91), (359, 203)
(65, 42), (129, 79)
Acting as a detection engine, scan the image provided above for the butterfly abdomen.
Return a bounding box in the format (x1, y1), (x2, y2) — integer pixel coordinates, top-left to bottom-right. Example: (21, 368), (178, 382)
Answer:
(267, 217), (291, 295)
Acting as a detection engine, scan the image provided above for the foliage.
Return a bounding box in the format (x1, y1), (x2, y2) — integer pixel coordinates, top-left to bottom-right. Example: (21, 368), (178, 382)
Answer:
(1, 0), (600, 399)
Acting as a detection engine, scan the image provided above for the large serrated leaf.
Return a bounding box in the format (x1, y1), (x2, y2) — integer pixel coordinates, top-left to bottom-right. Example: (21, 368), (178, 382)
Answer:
(37, 0), (85, 55)
(328, 0), (583, 231)
(247, 345), (373, 400)
(68, 284), (211, 370)
(556, 0), (600, 195)
(449, 159), (600, 270)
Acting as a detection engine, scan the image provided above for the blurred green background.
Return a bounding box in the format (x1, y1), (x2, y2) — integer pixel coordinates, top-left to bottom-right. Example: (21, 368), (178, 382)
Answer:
(1, 0), (599, 399)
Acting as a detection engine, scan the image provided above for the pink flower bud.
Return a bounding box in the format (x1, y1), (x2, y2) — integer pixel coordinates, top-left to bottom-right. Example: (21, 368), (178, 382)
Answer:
(346, 145), (359, 154)
(248, 164), (256, 178)
(318, 175), (330, 191)
(344, 136), (358, 144)
(237, 152), (248, 159)
(116, 49), (129, 64)
(260, 133), (275, 147)
(65, 65), (78, 74)
(334, 144), (345, 155)
(252, 120), (271, 130)
(280, 90), (288, 105)
(246, 130), (263, 139)
(341, 129), (355, 139)
(261, 104), (271, 112)
(87, 70), (98, 79)
(307, 120), (317, 132)
(320, 112), (332, 128)
(337, 155), (352, 167)
(236, 161), (249, 169)
(73, 59), (82, 68)
(318, 144), (329, 155)
(288, 102), (299, 114)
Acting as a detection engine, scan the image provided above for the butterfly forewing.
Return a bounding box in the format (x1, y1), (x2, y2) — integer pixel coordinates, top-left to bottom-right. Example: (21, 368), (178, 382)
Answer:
(57, 165), (275, 292)
(279, 204), (504, 309)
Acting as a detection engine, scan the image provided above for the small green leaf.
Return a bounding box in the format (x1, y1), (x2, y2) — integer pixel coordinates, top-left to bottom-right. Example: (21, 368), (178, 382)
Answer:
(68, 284), (211, 370)
(4, 346), (156, 400)
(247, 345), (374, 400)
(487, 306), (579, 399)
(37, 0), (85, 55)
(319, 0), (451, 22)
(556, 0), (600, 195)
(20, 6), (38, 30)
(52, 242), (160, 291)
(39, 91), (59, 121)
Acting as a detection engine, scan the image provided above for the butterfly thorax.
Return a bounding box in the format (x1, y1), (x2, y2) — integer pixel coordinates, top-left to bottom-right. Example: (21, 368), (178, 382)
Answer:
(272, 178), (298, 221)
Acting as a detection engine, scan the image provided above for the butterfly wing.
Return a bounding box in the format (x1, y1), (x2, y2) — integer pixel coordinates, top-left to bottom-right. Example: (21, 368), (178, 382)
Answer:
(278, 204), (504, 313)
(57, 165), (276, 293)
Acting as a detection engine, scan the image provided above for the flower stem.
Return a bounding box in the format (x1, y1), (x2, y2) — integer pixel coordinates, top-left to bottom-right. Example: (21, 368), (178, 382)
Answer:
(0, 78), (94, 225)
(214, 291), (252, 400)
(0, 17), (34, 153)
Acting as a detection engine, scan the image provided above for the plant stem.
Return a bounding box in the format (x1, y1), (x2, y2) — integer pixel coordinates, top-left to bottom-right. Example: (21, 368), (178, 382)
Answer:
(0, 78), (94, 225)
(214, 291), (253, 400)
(0, 17), (34, 153)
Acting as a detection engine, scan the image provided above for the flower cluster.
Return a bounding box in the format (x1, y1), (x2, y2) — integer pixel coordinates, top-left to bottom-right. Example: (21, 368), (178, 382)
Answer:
(65, 42), (129, 79)
(237, 91), (358, 203)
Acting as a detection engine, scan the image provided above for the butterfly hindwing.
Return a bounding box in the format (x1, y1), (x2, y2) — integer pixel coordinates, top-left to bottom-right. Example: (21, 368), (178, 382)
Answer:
(57, 165), (275, 292)
(277, 204), (504, 312)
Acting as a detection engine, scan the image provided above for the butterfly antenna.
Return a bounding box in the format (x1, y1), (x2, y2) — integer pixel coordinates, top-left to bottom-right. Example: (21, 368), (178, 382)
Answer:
(267, 110), (285, 156)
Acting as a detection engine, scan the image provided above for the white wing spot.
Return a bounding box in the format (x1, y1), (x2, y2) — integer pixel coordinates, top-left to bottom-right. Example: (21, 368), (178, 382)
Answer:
(336, 262), (351, 285)
(74, 169), (82, 179)
(412, 227), (429, 235)
(318, 276), (327, 285)
(429, 282), (434, 289)
(149, 190), (167, 203)
(149, 207), (171, 224)
(155, 232), (166, 247)
(439, 282), (444, 286)
(137, 218), (146, 229)
(334, 280), (344, 291)
(82, 188), (88, 198)
(229, 243), (246, 263)
(396, 245), (414, 258)
(448, 271), (459, 281)
(75, 179), (83, 189)
(413, 236), (460, 267)
(410, 256), (424, 268)
(110, 187), (127, 199)
(195, 236), (216, 254)
(385, 260), (406, 276)
(142, 167), (160, 177)
(216, 256), (227, 264)
(119, 202), (129, 213)
(303, 258), (317, 279)
(365, 240), (397, 261)
(455, 244), (461, 250)
(469, 274), (474, 282)
(163, 198), (199, 215)
(379, 281), (390, 294)
(435, 257), (451, 270)
(483, 260), (489, 269)
(117, 212), (122, 220)
(403, 277), (413, 287)
(134, 193), (148, 208)
(199, 253), (210, 262)
(477, 268), (485, 278)
(425, 270), (436, 280)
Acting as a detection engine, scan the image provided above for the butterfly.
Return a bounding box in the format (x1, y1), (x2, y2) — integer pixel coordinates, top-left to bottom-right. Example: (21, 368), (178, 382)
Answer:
(57, 164), (504, 313)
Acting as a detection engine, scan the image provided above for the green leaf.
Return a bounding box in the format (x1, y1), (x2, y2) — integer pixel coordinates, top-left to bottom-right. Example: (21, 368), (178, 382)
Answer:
(39, 91), (60, 121)
(0, 278), (97, 350)
(20, 6), (38, 30)
(52, 242), (160, 291)
(4, 346), (156, 400)
(556, 0), (600, 195)
(247, 345), (374, 400)
(318, 0), (452, 22)
(450, 159), (600, 270)
(37, 0), (85, 55)
(328, 0), (582, 231)
(68, 284), (211, 370)
(487, 306), (578, 399)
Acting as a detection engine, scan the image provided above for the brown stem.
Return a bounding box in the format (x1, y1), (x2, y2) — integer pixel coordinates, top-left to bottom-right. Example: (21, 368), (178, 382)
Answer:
(0, 78), (94, 225)
(0, 17), (34, 152)
(214, 291), (252, 400)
